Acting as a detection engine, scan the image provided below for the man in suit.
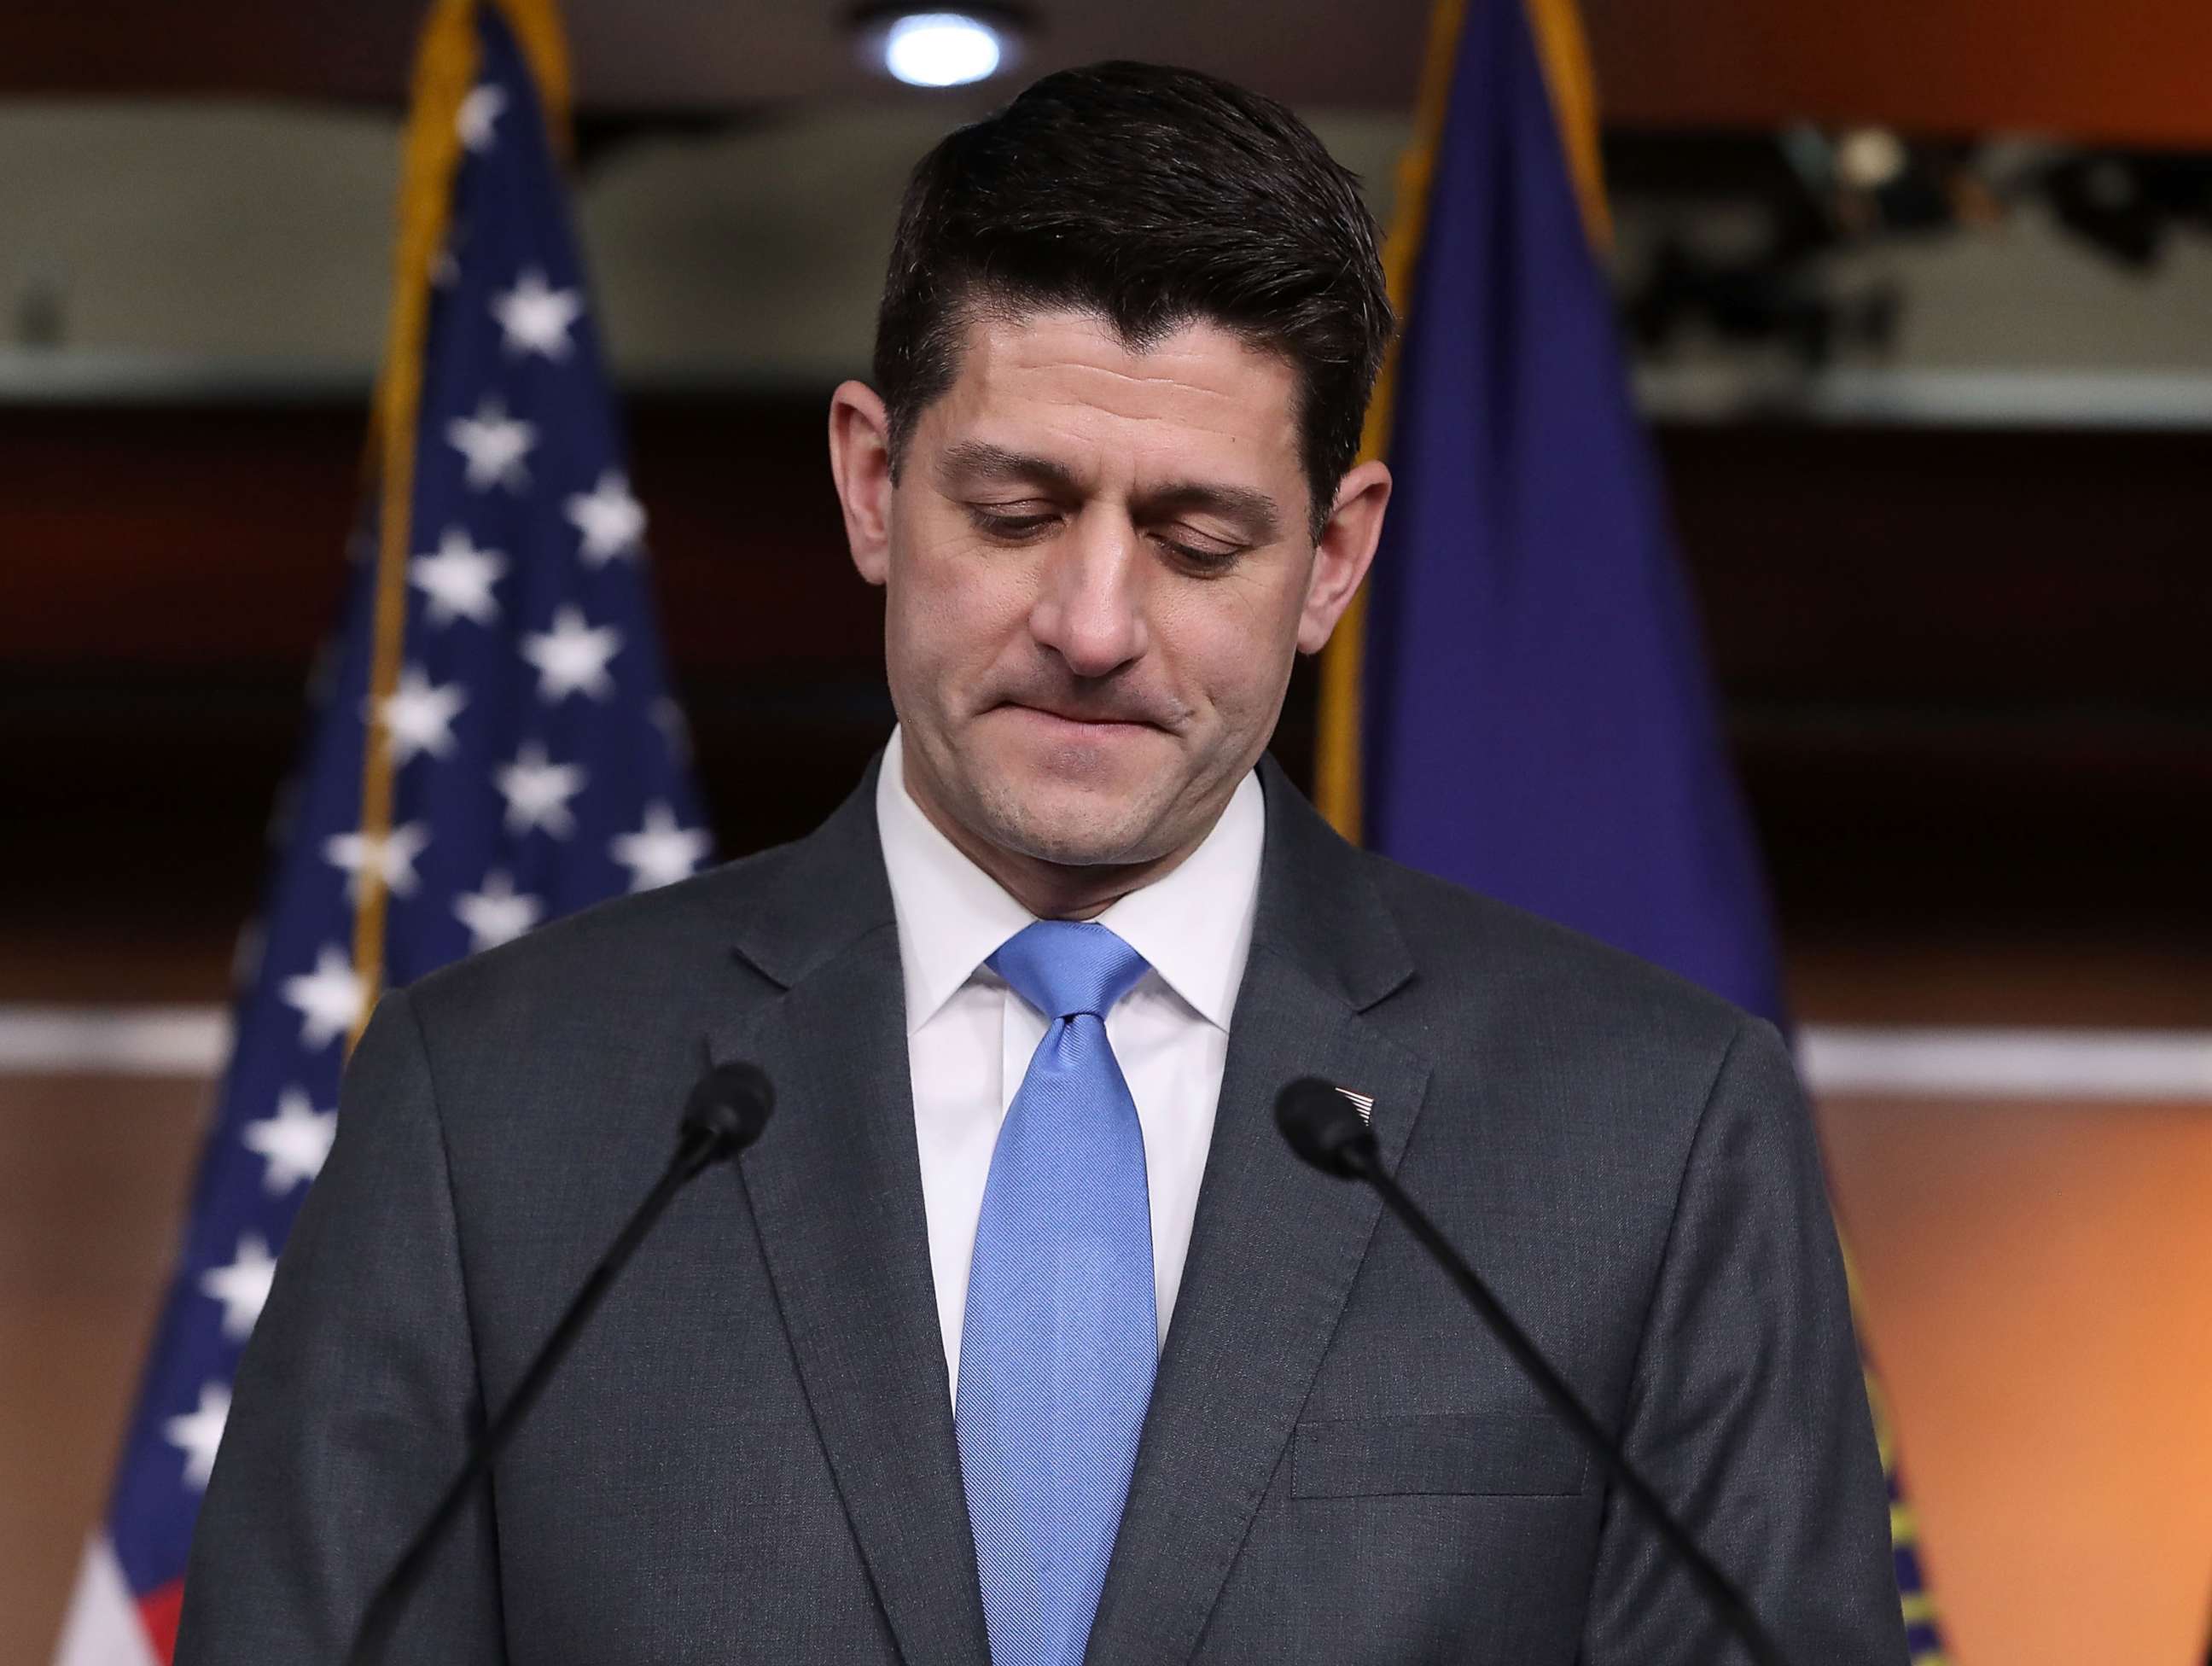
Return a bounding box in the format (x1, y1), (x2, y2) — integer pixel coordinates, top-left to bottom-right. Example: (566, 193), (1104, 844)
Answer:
(180, 61), (1908, 1665)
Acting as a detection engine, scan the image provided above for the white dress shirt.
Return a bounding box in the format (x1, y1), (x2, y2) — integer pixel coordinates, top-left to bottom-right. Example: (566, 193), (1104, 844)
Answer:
(875, 730), (1266, 1401)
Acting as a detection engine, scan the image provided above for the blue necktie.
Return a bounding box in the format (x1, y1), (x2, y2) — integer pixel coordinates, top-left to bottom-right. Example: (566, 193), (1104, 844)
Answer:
(958, 920), (1158, 1666)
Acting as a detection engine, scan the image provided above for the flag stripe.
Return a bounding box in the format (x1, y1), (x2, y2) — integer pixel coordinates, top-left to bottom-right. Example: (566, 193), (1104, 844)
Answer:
(49, 1539), (161, 1666)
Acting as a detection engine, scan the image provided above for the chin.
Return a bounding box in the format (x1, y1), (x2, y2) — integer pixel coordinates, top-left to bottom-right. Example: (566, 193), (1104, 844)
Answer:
(975, 772), (1174, 870)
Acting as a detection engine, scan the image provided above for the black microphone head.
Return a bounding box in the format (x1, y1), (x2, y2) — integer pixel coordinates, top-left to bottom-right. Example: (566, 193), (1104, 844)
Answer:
(1274, 1077), (1378, 1179)
(681, 1061), (775, 1163)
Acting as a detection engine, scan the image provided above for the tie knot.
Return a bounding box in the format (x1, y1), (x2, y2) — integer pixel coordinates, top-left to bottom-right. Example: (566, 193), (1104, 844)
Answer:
(988, 920), (1151, 1022)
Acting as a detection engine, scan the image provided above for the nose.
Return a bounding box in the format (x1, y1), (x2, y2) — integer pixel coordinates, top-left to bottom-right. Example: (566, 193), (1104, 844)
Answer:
(1027, 508), (1149, 679)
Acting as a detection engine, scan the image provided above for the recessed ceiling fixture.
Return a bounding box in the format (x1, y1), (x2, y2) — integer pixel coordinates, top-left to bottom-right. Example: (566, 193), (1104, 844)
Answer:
(856, 9), (1021, 89)
(1834, 128), (1909, 192)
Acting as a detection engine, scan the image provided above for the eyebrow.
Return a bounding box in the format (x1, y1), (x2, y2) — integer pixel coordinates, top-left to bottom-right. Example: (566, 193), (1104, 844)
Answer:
(935, 440), (1284, 543)
(935, 440), (1080, 497)
(1144, 481), (1283, 544)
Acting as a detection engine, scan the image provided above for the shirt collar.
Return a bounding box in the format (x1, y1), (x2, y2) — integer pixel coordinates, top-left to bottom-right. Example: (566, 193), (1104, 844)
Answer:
(1092, 766), (1263, 1033)
(874, 728), (1266, 1036)
(876, 734), (1035, 1036)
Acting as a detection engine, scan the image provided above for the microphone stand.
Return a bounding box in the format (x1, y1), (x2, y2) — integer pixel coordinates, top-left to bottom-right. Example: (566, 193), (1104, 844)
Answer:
(1278, 1079), (1790, 1666)
(344, 1062), (773, 1666)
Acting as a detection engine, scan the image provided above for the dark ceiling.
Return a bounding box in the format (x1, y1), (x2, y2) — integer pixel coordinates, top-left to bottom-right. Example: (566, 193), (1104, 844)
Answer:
(9, 0), (2212, 143)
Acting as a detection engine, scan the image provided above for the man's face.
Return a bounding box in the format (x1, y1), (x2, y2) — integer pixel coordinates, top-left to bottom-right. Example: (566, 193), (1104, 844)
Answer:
(832, 306), (1382, 883)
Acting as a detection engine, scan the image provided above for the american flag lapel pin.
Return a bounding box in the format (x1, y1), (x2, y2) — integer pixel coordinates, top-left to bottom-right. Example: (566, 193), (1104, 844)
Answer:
(1333, 1086), (1375, 1125)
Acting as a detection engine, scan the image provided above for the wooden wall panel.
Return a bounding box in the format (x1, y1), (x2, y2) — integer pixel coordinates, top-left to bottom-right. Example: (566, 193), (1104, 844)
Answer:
(14, 403), (2209, 697)
(7, 398), (2207, 987)
(0, 1075), (210, 1666)
(1585, 0), (2212, 144)
(1, 406), (357, 671)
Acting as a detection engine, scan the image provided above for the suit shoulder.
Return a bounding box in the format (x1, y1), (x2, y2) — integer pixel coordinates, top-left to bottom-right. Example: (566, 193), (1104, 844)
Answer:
(1357, 850), (1755, 1055)
(399, 838), (801, 1024)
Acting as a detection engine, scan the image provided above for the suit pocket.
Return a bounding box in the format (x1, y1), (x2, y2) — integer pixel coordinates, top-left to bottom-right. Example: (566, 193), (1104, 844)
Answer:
(1290, 1413), (1588, 1498)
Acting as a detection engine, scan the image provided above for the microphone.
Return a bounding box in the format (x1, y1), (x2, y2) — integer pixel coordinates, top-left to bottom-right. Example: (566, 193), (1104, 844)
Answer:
(345, 1061), (776, 1666)
(1274, 1078), (1790, 1666)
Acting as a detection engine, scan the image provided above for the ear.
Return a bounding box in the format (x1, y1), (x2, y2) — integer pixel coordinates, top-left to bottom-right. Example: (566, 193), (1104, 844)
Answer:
(1296, 458), (1392, 654)
(827, 380), (895, 587)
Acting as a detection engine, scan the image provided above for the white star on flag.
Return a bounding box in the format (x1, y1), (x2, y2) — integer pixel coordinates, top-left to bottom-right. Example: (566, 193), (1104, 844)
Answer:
(377, 665), (469, 763)
(410, 527), (507, 626)
(280, 944), (367, 1051)
(522, 606), (623, 702)
(495, 741), (588, 837)
(242, 1087), (337, 1194)
(447, 396), (537, 492)
(164, 1382), (231, 1491)
(323, 821), (431, 900)
(611, 801), (712, 893)
(200, 1233), (277, 1343)
(492, 268), (585, 360)
(455, 870), (546, 952)
(87, 26), (740, 1624)
(457, 82), (507, 152)
(563, 469), (645, 565)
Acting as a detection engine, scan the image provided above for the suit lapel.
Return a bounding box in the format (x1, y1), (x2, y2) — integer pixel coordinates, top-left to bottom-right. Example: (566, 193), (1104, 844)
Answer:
(701, 754), (1430, 1666)
(1086, 760), (1433, 1666)
(705, 765), (990, 1666)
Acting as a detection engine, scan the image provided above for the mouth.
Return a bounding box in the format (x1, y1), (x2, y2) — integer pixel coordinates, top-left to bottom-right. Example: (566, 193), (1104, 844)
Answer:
(997, 702), (1165, 737)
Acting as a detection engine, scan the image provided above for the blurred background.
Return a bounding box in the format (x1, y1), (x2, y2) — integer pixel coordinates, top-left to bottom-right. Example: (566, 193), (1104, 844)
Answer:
(4, 2), (2210, 1663)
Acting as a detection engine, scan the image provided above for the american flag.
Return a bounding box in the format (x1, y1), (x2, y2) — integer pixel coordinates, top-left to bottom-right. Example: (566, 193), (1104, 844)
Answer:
(52, 4), (709, 1658)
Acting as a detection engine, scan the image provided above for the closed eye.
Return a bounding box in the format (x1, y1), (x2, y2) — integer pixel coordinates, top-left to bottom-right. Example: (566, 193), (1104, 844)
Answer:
(1153, 531), (1245, 574)
(965, 504), (1245, 573)
(966, 507), (1060, 542)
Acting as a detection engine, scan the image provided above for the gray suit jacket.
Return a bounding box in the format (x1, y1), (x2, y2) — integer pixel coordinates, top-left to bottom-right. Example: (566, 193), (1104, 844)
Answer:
(178, 754), (1907, 1664)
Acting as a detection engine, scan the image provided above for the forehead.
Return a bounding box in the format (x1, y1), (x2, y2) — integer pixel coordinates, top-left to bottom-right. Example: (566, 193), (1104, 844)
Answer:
(920, 307), (1304, 485)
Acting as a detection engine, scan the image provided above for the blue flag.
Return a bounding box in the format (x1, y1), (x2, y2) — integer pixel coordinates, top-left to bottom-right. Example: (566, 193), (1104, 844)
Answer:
(1335, 1), (1944, 1658)
(1358, 0), (1784, 1022)
(55, 4), (708, 1659)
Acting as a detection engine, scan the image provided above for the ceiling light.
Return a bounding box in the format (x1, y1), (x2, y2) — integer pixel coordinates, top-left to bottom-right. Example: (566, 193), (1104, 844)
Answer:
(876, 13), (1007, 88)
(1835, 128), (1909, 192)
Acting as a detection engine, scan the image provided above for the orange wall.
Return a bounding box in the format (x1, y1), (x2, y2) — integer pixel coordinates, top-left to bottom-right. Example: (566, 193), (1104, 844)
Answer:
(1823, 1095), (2212, 1664)
(1586, 0), (2212, 144)
(8, 1077), (2212, 1665)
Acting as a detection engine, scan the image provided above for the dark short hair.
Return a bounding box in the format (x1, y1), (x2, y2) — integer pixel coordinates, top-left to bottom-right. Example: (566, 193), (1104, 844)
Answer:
(872, 61), (1394, 537)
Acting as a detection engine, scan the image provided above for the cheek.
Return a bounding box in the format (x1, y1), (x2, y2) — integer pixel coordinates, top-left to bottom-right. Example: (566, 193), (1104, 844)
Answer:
(885, 517), (1034, 684)
(1155, 573), (1305, 720)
